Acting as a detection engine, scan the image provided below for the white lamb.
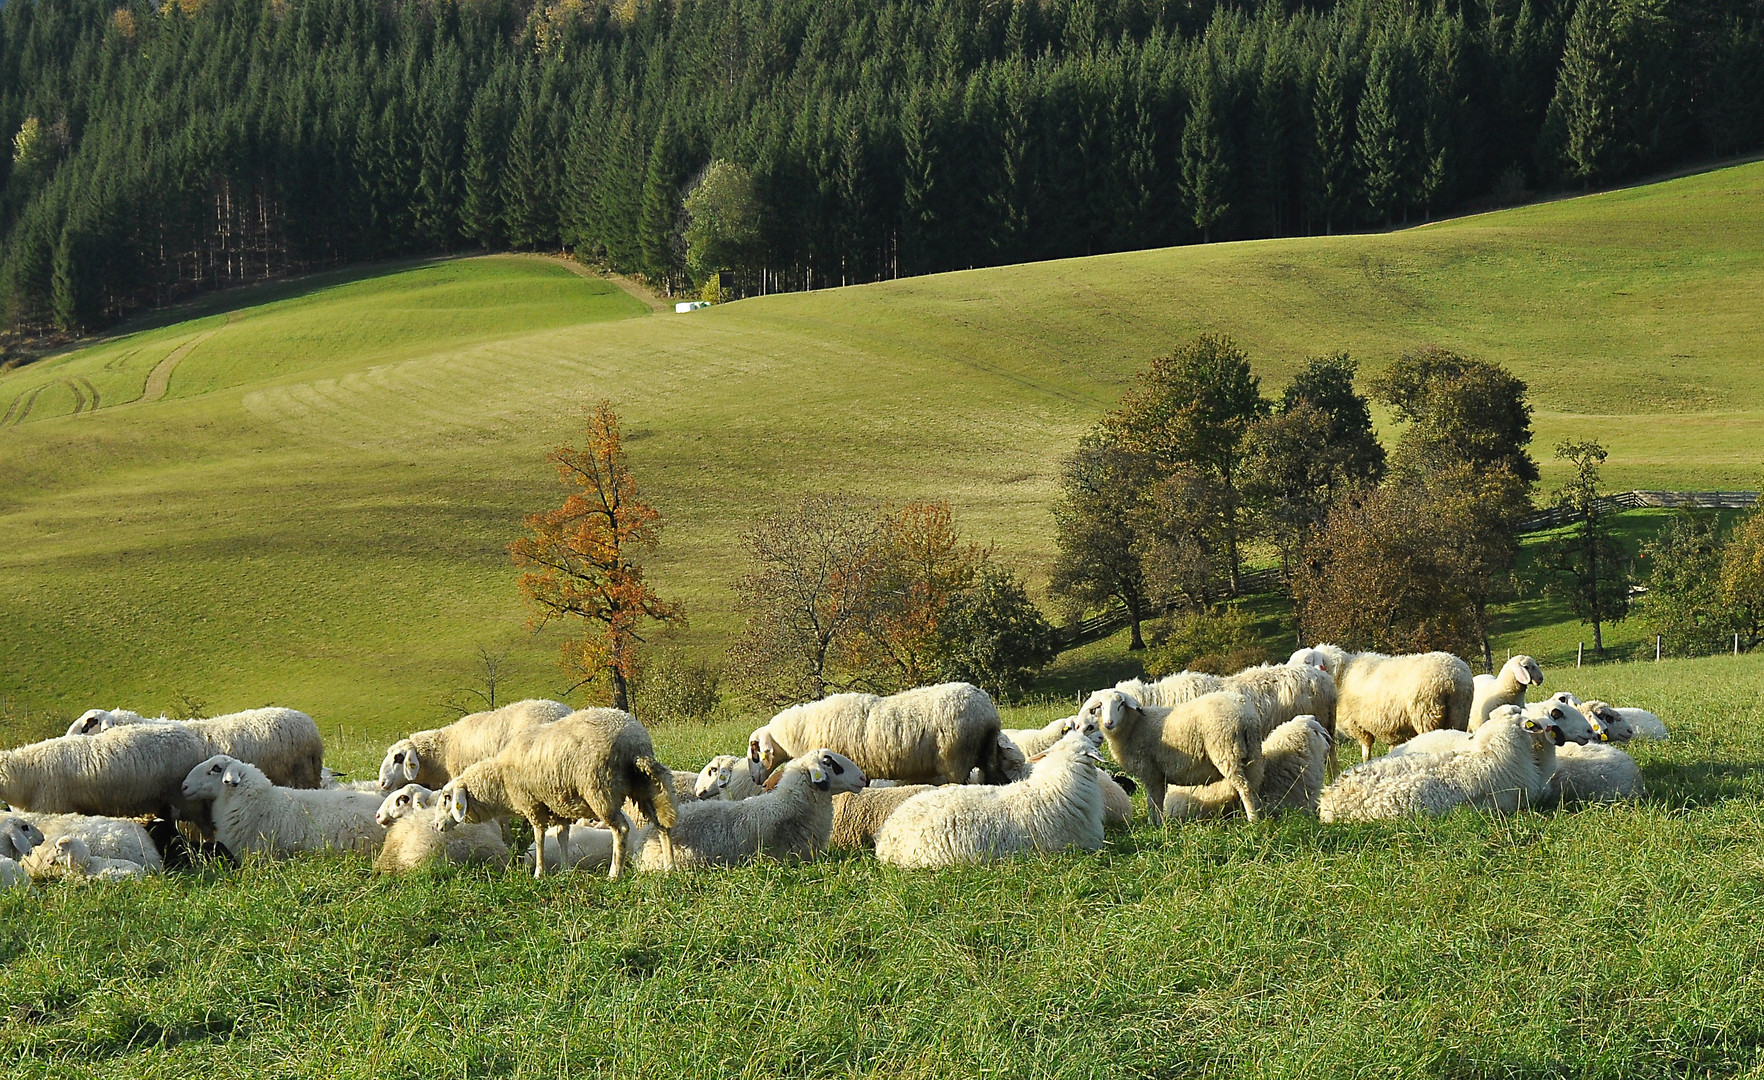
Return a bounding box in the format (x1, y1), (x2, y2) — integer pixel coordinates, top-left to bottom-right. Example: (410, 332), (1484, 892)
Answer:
(1161, 715), (1333, 820)
(1469, 655), (1545, 731)
(1001, 716), (1076, 757)
(1080, 688), (1266, 824)
(1545, 742), (1644, 806)
(1291, 645), (1473, 761)
(379, 699), (573, 792)
(0, 723), (213, 817)
(22, 835), (150, 881)
(875, 731), (1106, 868)
(633, 749), (866, 870)
(182, 755), (385, 858)
(1317, 707), (1563, 822)
(693, 755), (768, 802)
(748, 682), (1011, 785)
(14, 811), (164, 871)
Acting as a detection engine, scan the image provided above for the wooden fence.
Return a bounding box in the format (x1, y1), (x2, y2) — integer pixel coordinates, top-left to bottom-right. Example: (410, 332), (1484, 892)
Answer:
(1055, 490), (1759, 651)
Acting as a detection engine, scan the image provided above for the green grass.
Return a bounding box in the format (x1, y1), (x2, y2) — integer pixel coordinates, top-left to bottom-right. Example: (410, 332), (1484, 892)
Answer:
(3, 163), (1764, 745)
(3, 654), (1762, 1078)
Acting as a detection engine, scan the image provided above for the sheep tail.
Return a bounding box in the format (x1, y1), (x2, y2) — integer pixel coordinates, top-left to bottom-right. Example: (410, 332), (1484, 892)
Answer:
(634, 756), (678, 829)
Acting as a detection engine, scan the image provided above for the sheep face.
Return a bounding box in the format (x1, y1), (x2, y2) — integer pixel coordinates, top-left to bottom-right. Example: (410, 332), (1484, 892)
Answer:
(435, 781), (486, 832)
(694, 757), (755, 801)
(1581, 701), (1631, 743)
(1510, 655), (1544, 687)
(1531, 701), (1593, 744)
(1502, 708), (1566, 748)
(378, 740), (422, 793)
(1289, 648), (1333, 675)
(0, 816), (44, 860)
(1078, 690), (1142, 735)
(804, 749), (867, 795)
(1548, 691), (1581, 708)
(51, 835), (91, 872)
(66, 709), (108, 737)
(181, 754), (244, 800)
(749, 728), (788, 774)
(377, 784), (436, 827)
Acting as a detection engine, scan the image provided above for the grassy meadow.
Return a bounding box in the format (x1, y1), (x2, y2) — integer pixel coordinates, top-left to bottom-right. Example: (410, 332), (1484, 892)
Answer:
(3, 162), (1764, 745)
(2, 654), (1762, 1078)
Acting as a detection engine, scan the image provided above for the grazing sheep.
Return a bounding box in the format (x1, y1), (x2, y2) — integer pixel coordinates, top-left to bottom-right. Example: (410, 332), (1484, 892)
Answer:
(436, 708), (676, 879)
(0, 857), (26, 890)
(693, 755), (767, 802)
(749, 682), (1011, 785)
(1163, 715), (1333, 820)
(67, 708), (325, 789)
(379, 699), (573, 793)
(182, 755), (385, 858)
(22, 835), (150, 881)
(1317, 707), (1563, 822)
(1291, 645), (1473, 761)
(632, 749), (866, 870)
(875, 731), (1107, 868)
(0, 724), (212, 817)
(373, 785), (509, 873)
(1080, 688), (1266, 824)
(14, 812), (163, 872)
(1578, 701), (1670, 742)
(1470, 655), (1545, 731)
(1392, 699), (1597, 758)
(0, 814), (45, 860)
(1545, 742), (1644, 806)
(830, 783), (935, 849)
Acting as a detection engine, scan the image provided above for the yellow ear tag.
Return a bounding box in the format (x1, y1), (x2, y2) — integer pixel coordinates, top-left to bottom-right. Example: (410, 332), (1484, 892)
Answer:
(809, 765), (827, 784)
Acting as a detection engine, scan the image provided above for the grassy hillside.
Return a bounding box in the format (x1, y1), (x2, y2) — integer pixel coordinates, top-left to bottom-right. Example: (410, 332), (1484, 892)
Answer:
(3, 163), (1764, 741)
(3, 655), (1761, 1078)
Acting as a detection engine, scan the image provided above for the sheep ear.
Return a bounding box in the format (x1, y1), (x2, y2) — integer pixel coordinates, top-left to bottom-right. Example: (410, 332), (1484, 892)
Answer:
(762, 768), (784, 792)
(402, 750), (420, 782)
(448, 791), (468, 822)
(1121, 693), (1143, 713)
(809, 764), (829, 791)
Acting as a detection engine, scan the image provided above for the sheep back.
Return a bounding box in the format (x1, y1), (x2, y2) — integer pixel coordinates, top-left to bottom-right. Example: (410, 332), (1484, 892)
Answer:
(1332, 649), (1474, 754)
(187, 708), (324, 789)
(761, 682), (1005, 785)
(830, 784), (934, 849)
(0, 724), (210, 817)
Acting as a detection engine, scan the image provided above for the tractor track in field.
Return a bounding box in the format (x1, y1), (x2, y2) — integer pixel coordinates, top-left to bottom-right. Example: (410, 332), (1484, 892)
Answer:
(137, 322), (227, 404)
(2, 384), (46, 427)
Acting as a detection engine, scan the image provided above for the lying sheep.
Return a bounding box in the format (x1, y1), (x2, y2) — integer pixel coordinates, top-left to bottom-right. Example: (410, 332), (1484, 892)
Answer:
(875, 731), (1106, 868)
(0, 814), (45, 860)
(830, 784), (935, 849)
(0, 857), (26, 890)
(182, 755), (385, 859)
(1392, 699), (1596, 758)
(693, 755), (768, 802)
(1162, 715), (1333, 820)
(22, 835), (150, 881)
(523, 824), (617, 874)
(379, 699), (573, 793)
(436, 707), (676, 879)
(1291, 645), (1473, 761)
(1081, 688), (1266, 824)
(0, 723), (212, 817)
(1545, 742), (1644, 806)
(994, 731), (1135, 827)
(1578, 701), (1670, 742)
(632, 749), (866, 870)
(1317, 707), (1563, 822)
(749, 682), (1011, 785)
(14, 811), (164, 872)
(1001, 717), (1075, 757)
(373, 784), (509, 873)
(67, 708), (324, 789)
(1470, 655), (1544, 731)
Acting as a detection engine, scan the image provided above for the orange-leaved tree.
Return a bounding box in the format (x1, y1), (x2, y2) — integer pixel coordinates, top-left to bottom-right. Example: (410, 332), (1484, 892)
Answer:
(510, 402), (682, 713)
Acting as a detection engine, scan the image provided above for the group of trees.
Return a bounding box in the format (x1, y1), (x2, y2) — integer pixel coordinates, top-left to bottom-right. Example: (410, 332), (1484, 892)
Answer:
(1640, 504), (1764, 658)
(4, 0), (1762, 331)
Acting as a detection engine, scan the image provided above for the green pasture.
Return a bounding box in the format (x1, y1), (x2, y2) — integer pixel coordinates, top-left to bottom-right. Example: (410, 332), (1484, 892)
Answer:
(3, 163), (1764, 743)
(2, 654), (1761, 1078)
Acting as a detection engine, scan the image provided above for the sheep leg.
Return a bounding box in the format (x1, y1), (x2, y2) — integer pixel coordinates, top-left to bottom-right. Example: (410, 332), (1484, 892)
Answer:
(1226, 769), (1262, 822)
(606, 811), (631, 880)
(1144, 776), (1168, 827)
(1358, 736), (1374, 763)
(1163, 779), (1241, 820)
(530, 818), (548, 878)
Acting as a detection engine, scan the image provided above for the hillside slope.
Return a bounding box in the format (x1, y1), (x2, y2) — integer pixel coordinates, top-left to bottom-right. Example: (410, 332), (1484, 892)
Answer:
(2, 163), (1761, 739)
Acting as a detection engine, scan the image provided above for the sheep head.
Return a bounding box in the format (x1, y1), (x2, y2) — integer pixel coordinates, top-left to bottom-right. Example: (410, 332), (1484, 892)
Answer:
(1289, 646), (1337, 676)
(182, 754), (243, 800)
(378, 740), (422, 793)
(377, 783), (437, 828)
(801, 749), (866, 795)
(50, 835), (91, 872)
(748, 728), (788, 774)
(1580, 701), (1631, 743)
(1078, 689), (1142, 735)
(1509, 654), (1544, 687)
(1531, 701), (1593, 744)
(435, 775), (491, 832)
(66, 709), (108, 737)
(0, 816), (43, 860)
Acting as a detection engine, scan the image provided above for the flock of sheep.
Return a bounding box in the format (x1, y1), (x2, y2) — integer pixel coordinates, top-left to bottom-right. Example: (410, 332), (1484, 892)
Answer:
(0, 646), (1670, 888)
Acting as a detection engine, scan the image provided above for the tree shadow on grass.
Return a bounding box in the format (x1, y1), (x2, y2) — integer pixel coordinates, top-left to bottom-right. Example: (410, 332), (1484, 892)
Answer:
(1641, 759), (1764, 806)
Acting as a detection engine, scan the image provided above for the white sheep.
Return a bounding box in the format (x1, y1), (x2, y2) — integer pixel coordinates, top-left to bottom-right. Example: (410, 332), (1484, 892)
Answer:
(875, 731), (1106, 868)
(1545, 742), (1644, 806)
(379, 699), (573, 792)
(1317, 707), (1563, 822)
(1291, 645), (1473, 761)
(22, 835), (150, 881)
(181, 755), (385, 858)
(0, 857), (26, 890)
(633, 749), (866, 870)
(829, 783), (935, 849)
(0, 813), (45, 860)
(66, 708), (325, 788)
(748, 682), (1011, 785)
(1391, 699), (1596, 758)
(1001, 716), (1076, 757)
(435, 707), (677, 879)
(995, 729), (1135, 827)
(1120, 664), (1336, 742)
(322, 767), (384, 793)
(1161, 715), (1333, 820)
(1469, 655), (1545, 731)
(13, 811), (164, 872)
(693, 755), (768, 802)
(1578, 701), (1670, 742)
(65, 708), (165, 736)
(0, 723), (213, 817)
(372, 785), (509, 873)
(1080, 688), (1266, 824)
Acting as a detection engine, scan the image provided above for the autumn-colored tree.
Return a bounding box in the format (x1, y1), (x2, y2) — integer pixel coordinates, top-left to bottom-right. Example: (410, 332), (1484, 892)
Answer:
(510, 402), (682, 712)
(857, 501), (986, 687)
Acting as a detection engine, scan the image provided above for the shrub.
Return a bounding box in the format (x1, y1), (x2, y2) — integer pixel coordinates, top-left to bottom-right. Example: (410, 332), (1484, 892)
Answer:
(1144, 606), (1267, 677)
(633, 652), (723, 723)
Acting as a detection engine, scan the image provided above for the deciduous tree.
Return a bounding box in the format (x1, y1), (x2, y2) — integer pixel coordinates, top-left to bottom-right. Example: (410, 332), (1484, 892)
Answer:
(1528, 439), (1632, 655)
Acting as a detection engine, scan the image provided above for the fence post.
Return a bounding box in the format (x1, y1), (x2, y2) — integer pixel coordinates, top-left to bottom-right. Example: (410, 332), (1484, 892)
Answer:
(1577, 643), (1584, 668)
(1737, 633), (1742, 657)
(1656, 636), (1661, 662)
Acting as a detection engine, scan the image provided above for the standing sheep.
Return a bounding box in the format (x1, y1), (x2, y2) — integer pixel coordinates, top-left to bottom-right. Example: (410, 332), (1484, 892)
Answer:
(182, 755), (385, 858)
(378, 699), (573, 792)
(748, 682), (1011, 785)
(874, 731), (1107, 868)
(633, 749), (867, 870)
(1469, 655), (1545, 731)
(435, 707), (676, 879)
(1162, 715), (1333, 820)
(66, 708), (324, 788)
(1120, 665), (1336, 737)
(1317, 707), (1563, 822)
(373, 784), (509, 873)
(1080, 688), (1266, 824)
(0, 724), (212, 817)
(1291, 645), (1473, 761)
